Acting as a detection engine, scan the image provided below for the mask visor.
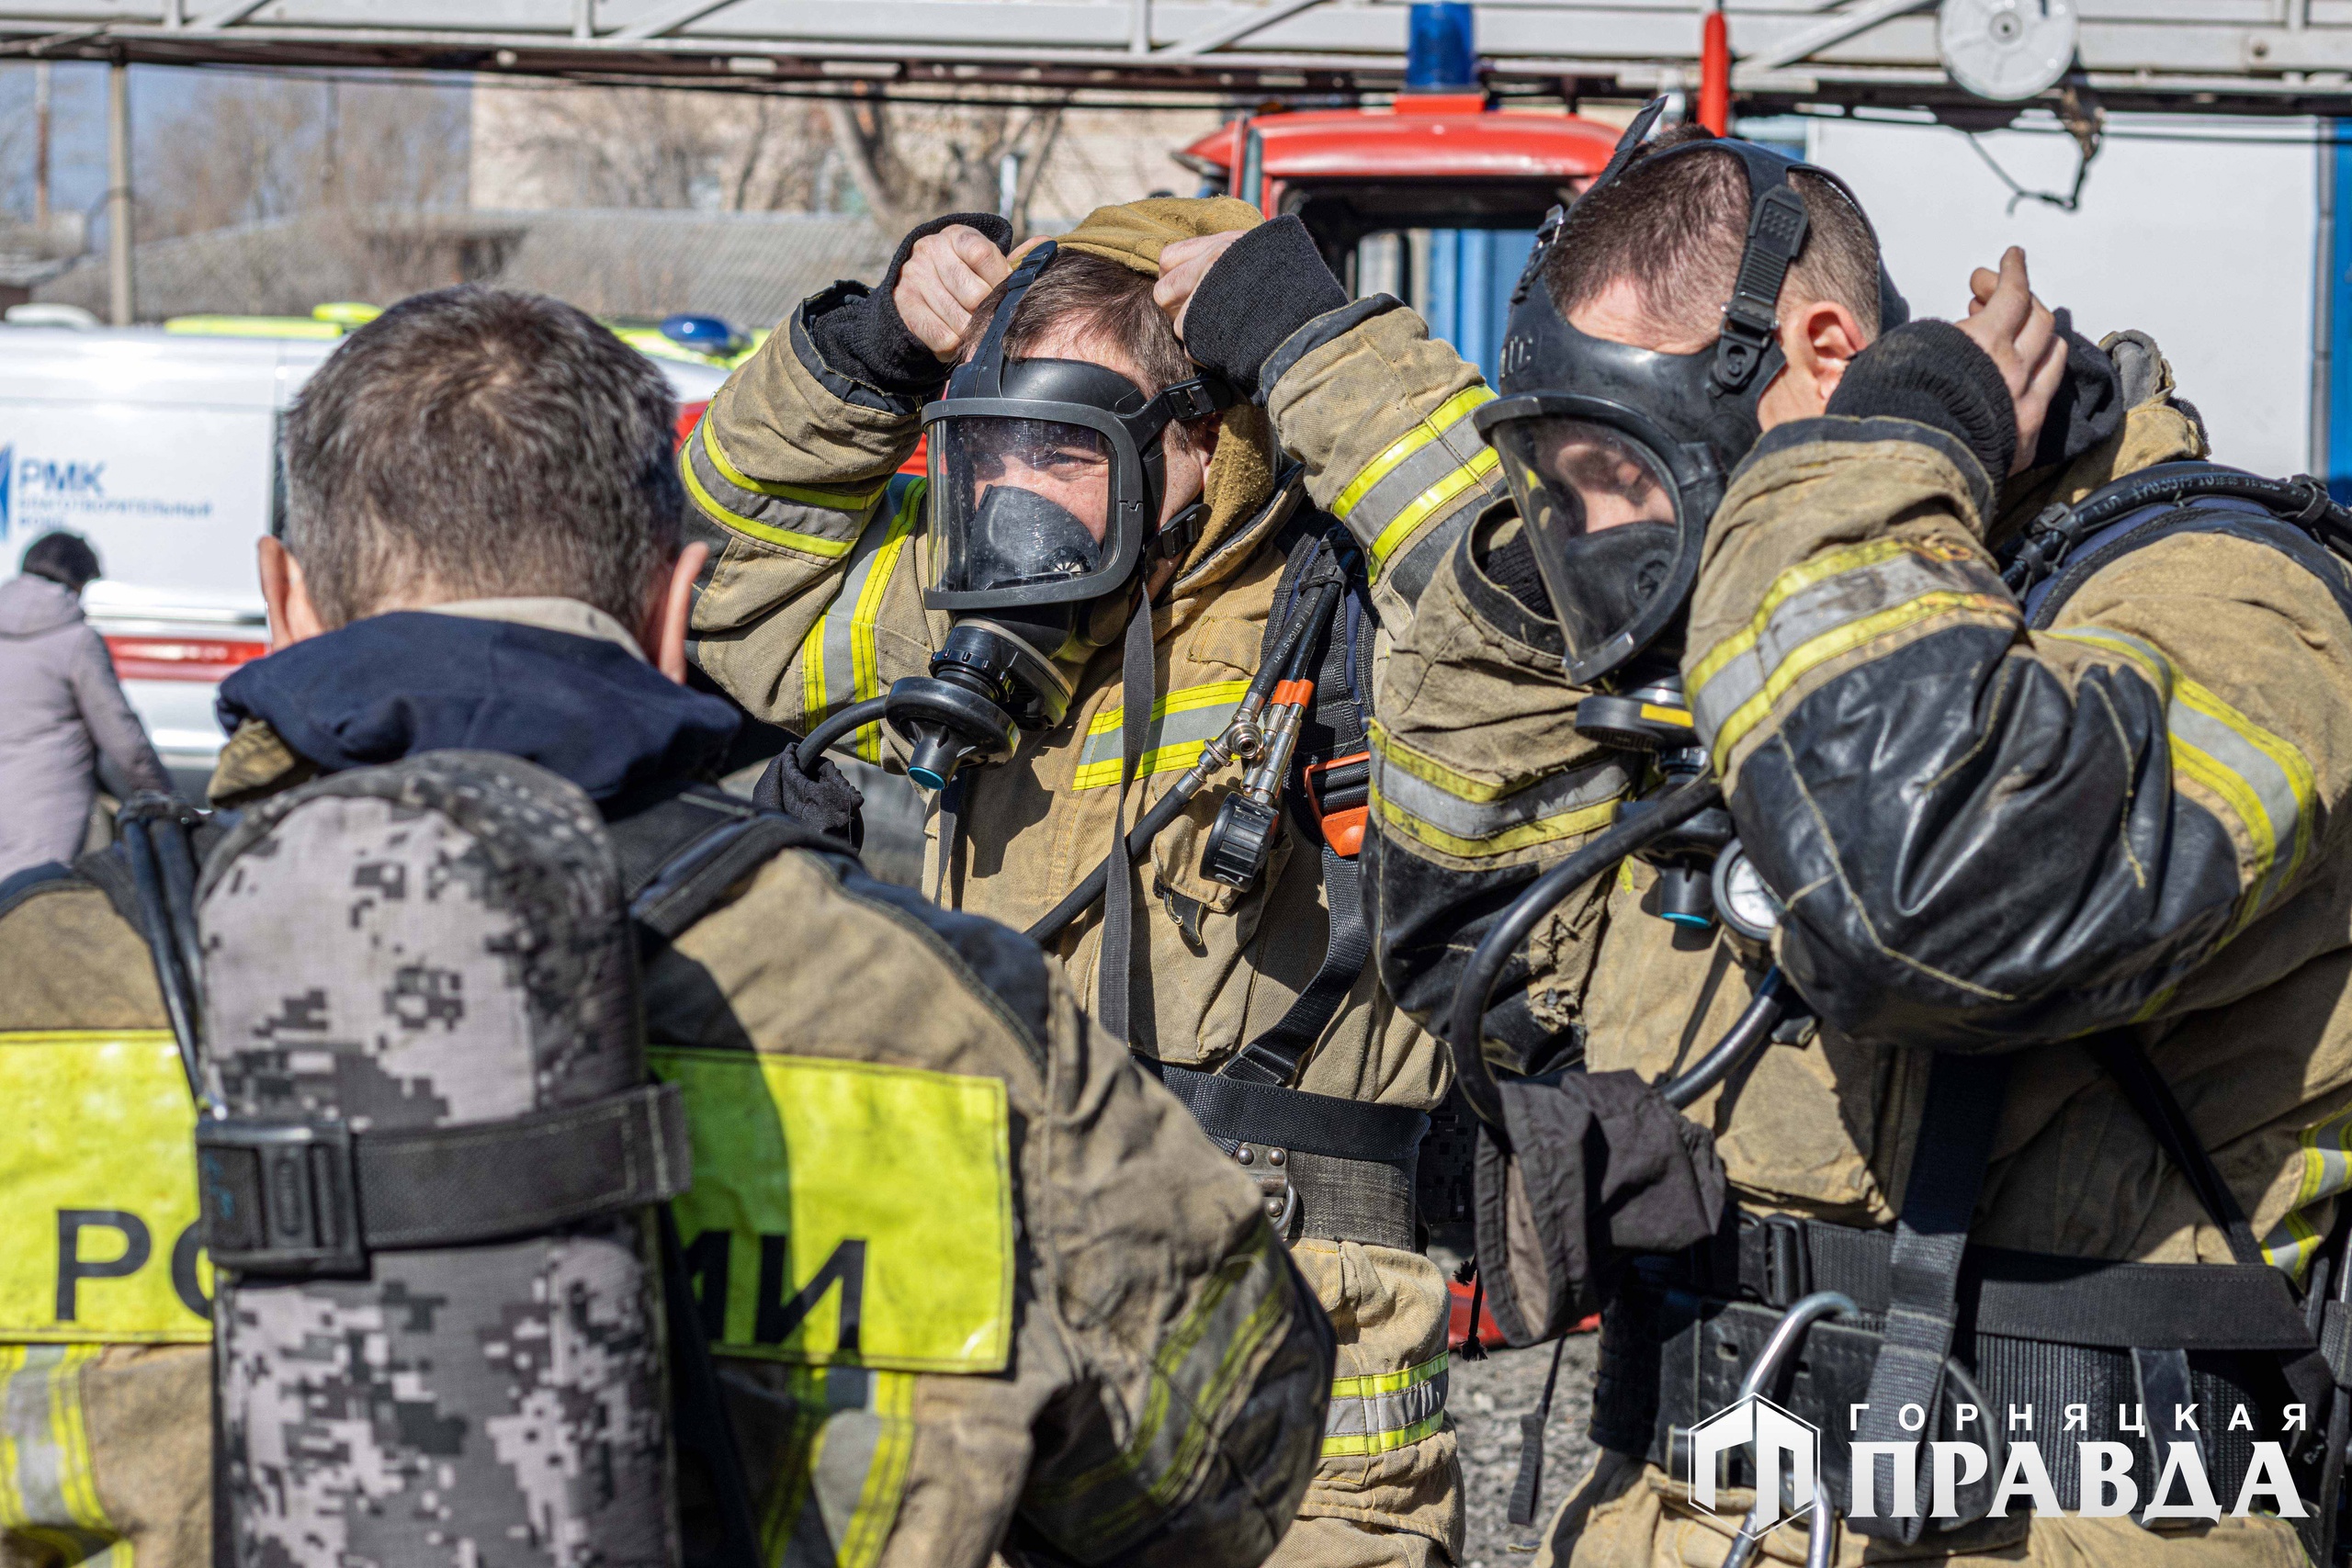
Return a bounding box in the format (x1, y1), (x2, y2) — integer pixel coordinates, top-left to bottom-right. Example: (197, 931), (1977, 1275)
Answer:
(1487, 412), (1699, 678)
(928, 414), (1124, 603)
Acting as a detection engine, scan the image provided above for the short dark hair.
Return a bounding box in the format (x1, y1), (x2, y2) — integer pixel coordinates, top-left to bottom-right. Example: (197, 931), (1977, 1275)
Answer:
(280, 285), (683, 629)
(965, 249), (1197, 399)
(20, 530), (100, 592)
(1544, 126), (1883, 343)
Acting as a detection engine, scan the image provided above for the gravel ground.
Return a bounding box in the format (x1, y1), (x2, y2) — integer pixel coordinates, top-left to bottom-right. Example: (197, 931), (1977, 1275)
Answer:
(1451, 1332), (1600, 1566)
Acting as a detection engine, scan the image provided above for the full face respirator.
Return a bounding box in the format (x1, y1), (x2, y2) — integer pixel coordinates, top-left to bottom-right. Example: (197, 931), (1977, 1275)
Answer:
(1451, 104), (1908, 1125)
(881, 240), (1233, 790)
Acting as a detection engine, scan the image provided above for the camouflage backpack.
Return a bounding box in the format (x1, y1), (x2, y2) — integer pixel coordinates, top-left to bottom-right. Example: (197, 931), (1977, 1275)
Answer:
(193, 752), (701, 1568)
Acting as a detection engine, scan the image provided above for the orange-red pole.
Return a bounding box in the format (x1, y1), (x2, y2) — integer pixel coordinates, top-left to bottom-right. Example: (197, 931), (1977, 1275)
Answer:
(1699, 1), (1731, 135)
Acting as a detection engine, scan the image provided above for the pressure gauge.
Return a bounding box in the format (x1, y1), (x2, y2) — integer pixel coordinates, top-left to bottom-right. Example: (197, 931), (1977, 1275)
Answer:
(1712, 840), (1784, 948)
(1938, 0), (2079, 103)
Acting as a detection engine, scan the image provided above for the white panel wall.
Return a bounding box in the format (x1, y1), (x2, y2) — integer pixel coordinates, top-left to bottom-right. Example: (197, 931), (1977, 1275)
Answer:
(1807, 115), (2320, 480)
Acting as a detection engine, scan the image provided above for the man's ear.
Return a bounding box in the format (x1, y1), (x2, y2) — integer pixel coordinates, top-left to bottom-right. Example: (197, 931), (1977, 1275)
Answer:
(1791, 299), (1868, 405)
(644, 541), (708, 683)
(1758, 299), (1870, 427)
(257, 536), (328, 650)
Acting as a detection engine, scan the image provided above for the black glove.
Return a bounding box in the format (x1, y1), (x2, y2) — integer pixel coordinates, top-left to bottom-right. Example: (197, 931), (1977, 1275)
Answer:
(1181, 214), (1349, 402)
(1825, 318), (2018, 484)
(1472, 1070), (1728, 1346)
(752, 743), (865, 849)
(2030, 309), (2124, 471)
(804, 212), (1013, 399)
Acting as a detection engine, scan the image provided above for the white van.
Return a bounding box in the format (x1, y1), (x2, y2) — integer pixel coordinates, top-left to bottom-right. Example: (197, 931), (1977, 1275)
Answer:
(0, 321), (729, 780)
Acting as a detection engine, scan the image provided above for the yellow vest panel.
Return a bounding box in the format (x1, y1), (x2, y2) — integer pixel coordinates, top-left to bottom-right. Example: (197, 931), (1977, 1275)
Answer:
(653, 1048), (1013, 1374)
(0, 1032), (209, 1342)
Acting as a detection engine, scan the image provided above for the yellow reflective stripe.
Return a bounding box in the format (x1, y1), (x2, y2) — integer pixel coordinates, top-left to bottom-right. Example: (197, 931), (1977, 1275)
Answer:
(1330, 386), (1494, 520)
(700, 416), (888, 511)
(1366, 723), (1630, 861)
(1687, 537), (1926, 696)
(846, 500), (921, 763)
(1329, 1349), (1447, 1400)
(2051, 627), (2318, 926)
(1323, 1411), (1447, 1459)
(1071, 679), (1251, 790)
(0, 1031), (207, 1343)
(0, 1348), (26, 1533)
(759, 1365), (915, 1568)
(2259, 1106), (2352, 1274)
(47, 1348), (106, 1537)
(654, 1048), (1012, 1372)
(1025, 1224), (1294, 1558)
(798, 483), (924, 762)
(1366, 446), (1501, 578)
(1708, 591), (2011, 764)
(680, 443), (857, 559)
(838, 1371), (916, 1568)
(0, 1345), (122, 1562)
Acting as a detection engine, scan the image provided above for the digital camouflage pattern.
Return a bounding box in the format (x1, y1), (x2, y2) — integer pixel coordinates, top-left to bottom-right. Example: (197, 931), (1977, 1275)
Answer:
(196, 752), (674, 1568)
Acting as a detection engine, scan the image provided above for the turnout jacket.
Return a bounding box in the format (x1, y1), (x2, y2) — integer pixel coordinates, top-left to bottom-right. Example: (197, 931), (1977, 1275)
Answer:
(1370, 332), (2352, 1561)
(0, 601), (1331, 1568)
(683, 231), (1507, 1553)
(1372, 333), (2352, 1269)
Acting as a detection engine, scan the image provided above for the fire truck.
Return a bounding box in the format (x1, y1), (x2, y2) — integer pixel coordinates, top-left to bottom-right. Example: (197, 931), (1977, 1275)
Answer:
(1175, 95), (1623, 379)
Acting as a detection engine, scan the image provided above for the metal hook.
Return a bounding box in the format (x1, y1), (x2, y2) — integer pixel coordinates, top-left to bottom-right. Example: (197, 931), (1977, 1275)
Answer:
(1719, 1291), (1855, 1568)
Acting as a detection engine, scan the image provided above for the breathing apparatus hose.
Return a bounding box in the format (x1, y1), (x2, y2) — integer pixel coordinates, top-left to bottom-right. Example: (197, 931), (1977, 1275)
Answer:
(1445, 775), (1725, 1137)
(1025, 570), (1347, 949)
(1660, 965), (1787, 1109)
(793, 695), (893, 778)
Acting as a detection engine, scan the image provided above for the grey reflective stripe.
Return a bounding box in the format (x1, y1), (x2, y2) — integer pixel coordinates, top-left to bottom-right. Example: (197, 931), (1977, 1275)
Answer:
(1071, 680), (1251, 789)
(681, 415), (885, 559)
(2051, 626), (2317, 918)
(0, 1344), (120, 1557)
(766, 1364), (916, 1568)
(1322, 1351), (1448, 1458)
(1688, 544), (2001, 754)
(801, 480), (924, 762)
(1023, 1224), (1296, 1558)
(1340, 407), (1490, 537)
(1368, 729), (1631, 862)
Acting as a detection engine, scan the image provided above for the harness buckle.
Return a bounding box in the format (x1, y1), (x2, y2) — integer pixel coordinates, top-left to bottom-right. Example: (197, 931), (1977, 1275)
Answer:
(1235, 1143), (1299, 1241)
(1303, 750), (1371, 858)
(196, 1117), (365, 1277)
(1761, 1213), (1810, 1309)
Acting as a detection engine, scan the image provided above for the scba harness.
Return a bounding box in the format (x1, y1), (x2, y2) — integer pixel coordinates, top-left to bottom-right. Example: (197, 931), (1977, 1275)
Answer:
(1579, 464), (2352, 1566)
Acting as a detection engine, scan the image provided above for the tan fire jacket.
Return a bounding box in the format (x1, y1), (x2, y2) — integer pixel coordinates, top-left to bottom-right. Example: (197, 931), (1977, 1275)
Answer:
(1368, 335), (2352, 1563)
(683, 274), (1506, 1557)
(0, 605), (1332, 1568)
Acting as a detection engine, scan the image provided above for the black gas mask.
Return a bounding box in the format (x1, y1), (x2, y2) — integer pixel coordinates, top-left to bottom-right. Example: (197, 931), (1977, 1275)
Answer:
(1471, 103), (1909, 931)
(1472, 101), (1910, 693)
(886, 240), (1233, 789)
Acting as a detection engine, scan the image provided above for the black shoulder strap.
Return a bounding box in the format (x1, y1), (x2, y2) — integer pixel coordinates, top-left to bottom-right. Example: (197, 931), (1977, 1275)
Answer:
(1221, 522), (1380, 1088)
(1848, 1053), (2013, 1541)
(2012, 464), (2352, 631)
(608, 786), (849, 943)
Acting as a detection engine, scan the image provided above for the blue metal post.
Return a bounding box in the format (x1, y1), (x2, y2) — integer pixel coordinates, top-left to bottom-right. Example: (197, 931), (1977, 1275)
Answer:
(1428, 229), (1461, 354)
(2326, 122), (2352, 499)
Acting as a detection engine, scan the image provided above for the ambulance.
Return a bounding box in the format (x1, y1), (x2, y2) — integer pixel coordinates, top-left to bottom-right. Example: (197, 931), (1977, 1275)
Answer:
(0, 306), (731, 781)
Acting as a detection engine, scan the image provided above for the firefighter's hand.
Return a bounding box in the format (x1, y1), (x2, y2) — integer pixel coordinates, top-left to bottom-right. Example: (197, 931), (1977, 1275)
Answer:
(1156, 230), (1250, 342)
(896, 228), (1047, 361)
(1957, 246), (2068, 476)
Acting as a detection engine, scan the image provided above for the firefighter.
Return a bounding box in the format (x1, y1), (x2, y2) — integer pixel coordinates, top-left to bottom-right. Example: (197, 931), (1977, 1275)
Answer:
(1354, 110), (2352, 1567)
(0, 284), (1330, 1568)
(684, 197), (1509, 1563)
